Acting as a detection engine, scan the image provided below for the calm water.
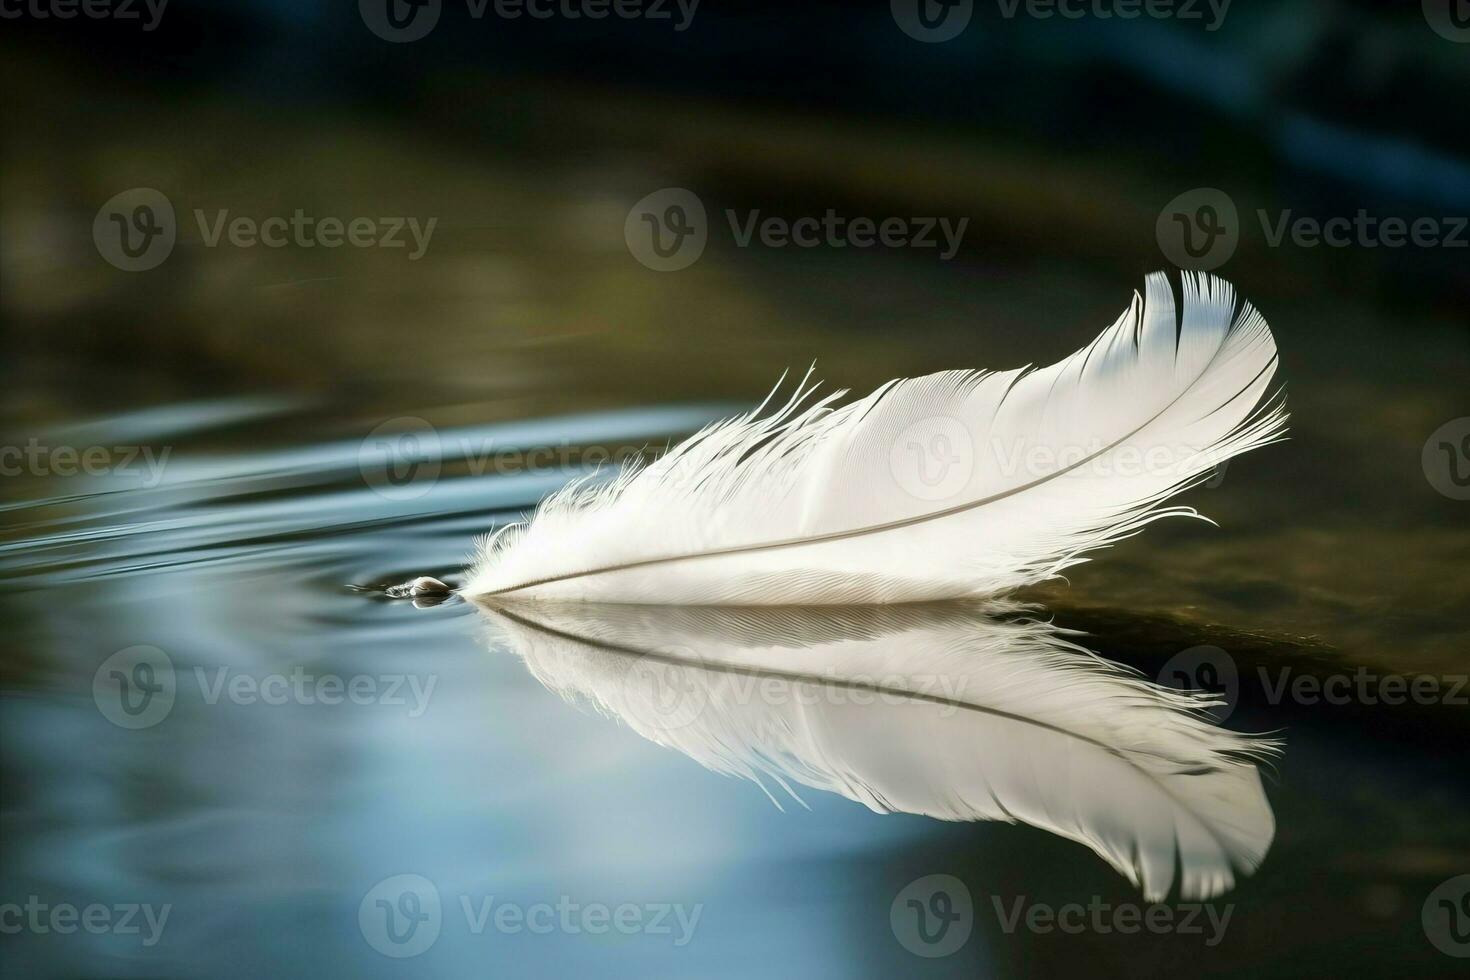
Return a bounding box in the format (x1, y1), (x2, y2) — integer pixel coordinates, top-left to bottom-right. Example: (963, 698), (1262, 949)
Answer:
(1, 384), (1467, 979)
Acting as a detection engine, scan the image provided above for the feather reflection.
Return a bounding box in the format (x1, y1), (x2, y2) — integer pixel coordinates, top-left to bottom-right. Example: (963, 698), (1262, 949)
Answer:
(473, 599), (1278, 901)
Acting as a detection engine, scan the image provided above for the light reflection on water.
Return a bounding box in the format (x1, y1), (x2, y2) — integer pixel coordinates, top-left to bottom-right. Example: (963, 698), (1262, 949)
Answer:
(0, 396), (1466, 978)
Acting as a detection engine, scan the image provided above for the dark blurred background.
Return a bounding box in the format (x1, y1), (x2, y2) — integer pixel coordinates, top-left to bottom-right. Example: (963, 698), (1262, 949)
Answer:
(4, 0), (1468, 408)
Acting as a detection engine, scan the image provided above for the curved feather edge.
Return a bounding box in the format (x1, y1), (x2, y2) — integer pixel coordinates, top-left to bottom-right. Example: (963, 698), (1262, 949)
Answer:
(465, 271), (1288, 604)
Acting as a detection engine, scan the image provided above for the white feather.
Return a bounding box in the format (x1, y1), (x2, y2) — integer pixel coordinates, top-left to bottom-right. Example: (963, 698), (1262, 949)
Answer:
(475, 599), (1278, 900)
(464, 272), (1286, 604)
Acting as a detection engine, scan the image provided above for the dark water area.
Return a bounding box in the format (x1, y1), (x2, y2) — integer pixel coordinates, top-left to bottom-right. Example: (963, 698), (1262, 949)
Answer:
(4, 8), (1470, 977)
